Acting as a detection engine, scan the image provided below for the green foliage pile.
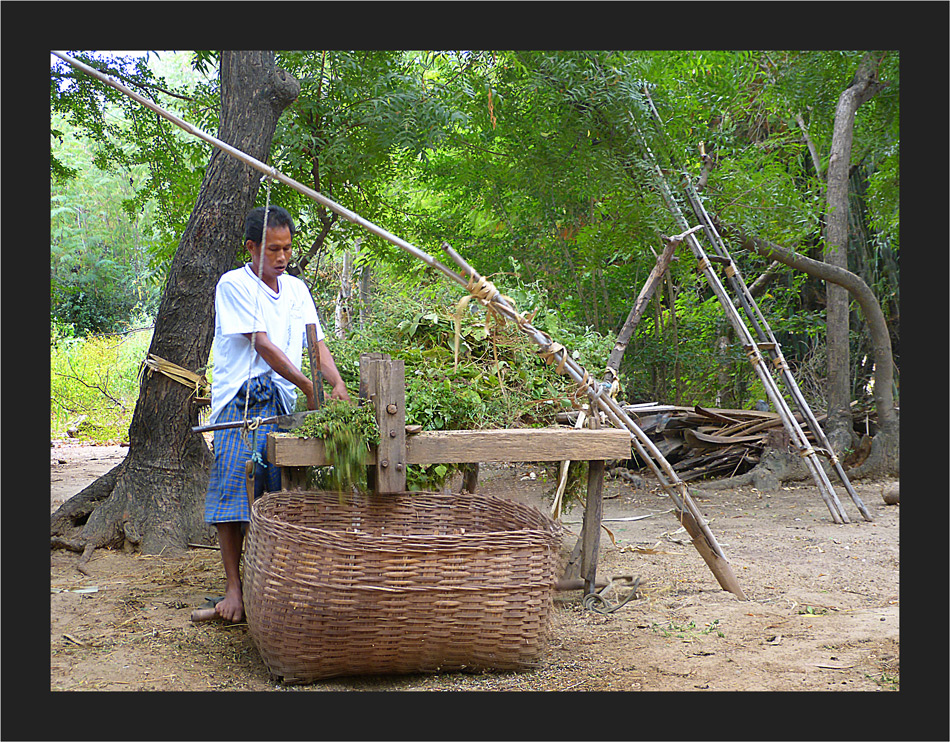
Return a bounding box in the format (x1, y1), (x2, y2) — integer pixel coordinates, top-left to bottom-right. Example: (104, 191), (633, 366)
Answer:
(292, 399), (380, 495)
(323, 275), (615, 490)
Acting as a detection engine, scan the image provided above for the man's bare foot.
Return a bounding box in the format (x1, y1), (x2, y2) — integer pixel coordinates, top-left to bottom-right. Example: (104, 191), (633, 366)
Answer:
(215, 587), (244, 622)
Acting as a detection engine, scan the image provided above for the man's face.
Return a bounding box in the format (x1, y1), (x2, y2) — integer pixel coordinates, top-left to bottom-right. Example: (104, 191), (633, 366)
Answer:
(248, 225), (293, 285)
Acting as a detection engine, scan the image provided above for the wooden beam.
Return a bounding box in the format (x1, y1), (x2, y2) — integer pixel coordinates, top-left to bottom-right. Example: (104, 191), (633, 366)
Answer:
(405, 427), (630, 464)
(268, 427), (631, 468)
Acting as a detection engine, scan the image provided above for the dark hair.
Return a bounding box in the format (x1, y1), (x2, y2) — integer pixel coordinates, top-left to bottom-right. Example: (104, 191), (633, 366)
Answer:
(244, 206), (296, 244)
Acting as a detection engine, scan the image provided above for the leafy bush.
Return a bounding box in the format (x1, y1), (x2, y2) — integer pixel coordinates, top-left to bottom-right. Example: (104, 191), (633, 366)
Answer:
(323, 274), (615, 489)
(50, 321), (153, 442)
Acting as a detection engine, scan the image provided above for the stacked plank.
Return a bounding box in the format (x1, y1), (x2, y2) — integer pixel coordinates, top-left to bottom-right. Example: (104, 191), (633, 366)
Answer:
(560, 403), (826, 482)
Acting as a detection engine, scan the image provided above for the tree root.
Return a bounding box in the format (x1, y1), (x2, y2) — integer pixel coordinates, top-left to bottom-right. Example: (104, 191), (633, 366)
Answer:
(50, 536), (98, 575)
(696, 447), (810, 493)
(50, 460), (124, 537)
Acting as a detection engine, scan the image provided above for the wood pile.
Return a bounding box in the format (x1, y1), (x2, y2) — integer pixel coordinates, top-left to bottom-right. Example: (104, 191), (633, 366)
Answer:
(559, 403), (828, 482)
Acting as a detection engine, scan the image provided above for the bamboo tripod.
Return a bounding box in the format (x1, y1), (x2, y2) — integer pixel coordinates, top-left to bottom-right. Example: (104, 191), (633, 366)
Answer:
(638, 91), (871, 524)
(52, 51), (747, 599)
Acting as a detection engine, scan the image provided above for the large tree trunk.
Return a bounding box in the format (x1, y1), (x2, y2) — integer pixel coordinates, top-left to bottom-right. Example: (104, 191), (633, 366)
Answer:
(51, 51), (300, 555)
(823, 53), (886, 450)
(737, 232), (899, 477)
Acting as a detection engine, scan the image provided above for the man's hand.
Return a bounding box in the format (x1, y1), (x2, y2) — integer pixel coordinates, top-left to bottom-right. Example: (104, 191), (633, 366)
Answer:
(329, 381), (351, 402)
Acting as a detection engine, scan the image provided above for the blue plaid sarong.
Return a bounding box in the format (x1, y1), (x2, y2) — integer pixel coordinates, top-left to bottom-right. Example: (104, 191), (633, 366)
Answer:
(205, 374), (287, 523)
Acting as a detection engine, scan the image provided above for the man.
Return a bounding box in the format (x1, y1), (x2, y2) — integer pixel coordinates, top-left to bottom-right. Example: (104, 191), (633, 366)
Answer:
(205, 205), (350, 622)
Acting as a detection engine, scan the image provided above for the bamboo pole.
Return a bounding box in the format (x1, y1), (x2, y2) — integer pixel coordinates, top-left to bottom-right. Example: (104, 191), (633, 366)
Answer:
(640, 87), (869, 522)
(52, 51), (746, 600)
(50, 52), (465, 288)
(603, 225), (702, 387)
(683, 188), (872, 522)
(440, 243), (747, 600)
(630, 106), (852, 524)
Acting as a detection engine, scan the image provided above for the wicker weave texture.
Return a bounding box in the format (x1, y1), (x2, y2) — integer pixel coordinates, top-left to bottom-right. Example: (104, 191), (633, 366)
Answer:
(243, 490), (563, 683)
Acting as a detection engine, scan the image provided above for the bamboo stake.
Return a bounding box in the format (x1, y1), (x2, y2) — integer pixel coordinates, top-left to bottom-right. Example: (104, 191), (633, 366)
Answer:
(52, 51), (746, 600)
(550, 408), (586, 520)
(661, 93), (869, 522)
(603, 225), (702, 387)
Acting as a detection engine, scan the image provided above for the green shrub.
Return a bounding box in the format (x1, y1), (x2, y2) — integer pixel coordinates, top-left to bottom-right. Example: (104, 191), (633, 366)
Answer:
(50, 321), (153, 442)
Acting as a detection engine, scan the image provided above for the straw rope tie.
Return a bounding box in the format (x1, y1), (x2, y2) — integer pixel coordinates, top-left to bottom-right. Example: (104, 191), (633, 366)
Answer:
(140, 354), (210, 400)
(462, 273), (598, 403)
(745, 347), (763, 367)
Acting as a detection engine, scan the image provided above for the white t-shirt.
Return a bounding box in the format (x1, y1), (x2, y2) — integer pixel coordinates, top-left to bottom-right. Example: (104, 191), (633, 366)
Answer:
(209, 264), (324, 424)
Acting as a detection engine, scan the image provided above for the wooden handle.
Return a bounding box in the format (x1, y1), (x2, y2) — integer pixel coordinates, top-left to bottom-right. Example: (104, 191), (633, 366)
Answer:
(191, 607), (219, 622)
(305, 323), (324, 407)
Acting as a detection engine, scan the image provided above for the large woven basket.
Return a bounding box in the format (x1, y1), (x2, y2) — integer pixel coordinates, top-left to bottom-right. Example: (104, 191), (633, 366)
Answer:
(242, 489), (563, 683)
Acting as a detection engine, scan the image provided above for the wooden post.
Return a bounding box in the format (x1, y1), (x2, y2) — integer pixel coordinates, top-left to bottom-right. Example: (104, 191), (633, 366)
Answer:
(305, 323), (324, 408)
(360, 353), (406, 494)
(580, 413), (605, 595)
(359, 353), (384, 493)
(460, 463), (479, 494)
(280, 466), (308, 491)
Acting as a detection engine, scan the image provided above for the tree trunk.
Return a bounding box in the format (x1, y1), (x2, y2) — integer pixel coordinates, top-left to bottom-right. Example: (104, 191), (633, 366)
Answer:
(603, 236), (679, 387)
(335, 247), (355, 339)
(359, 262), (373, 328)
(823, 52), (886, 450)
(51, 51), (300, 555)
(737, 232), (898, 476)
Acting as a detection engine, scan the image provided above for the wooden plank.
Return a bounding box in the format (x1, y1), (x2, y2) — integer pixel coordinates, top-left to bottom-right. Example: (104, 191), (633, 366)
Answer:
(404, 427), (631, 464)
(269, 434), (374, 467)
(366, 356), (406, 494)
(268, 427), (632, 467)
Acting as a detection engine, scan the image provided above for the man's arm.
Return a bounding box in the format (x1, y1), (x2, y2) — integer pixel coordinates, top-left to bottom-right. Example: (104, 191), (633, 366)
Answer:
(245, 331), (318, 409)
(244, 331), (350, 408)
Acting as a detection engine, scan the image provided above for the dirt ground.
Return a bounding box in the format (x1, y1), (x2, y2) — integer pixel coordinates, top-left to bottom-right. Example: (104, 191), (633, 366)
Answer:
(50, 440), (902, 705)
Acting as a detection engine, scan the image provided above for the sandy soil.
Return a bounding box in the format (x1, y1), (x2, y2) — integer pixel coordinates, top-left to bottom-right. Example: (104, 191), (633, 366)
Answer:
(48, 438), (909, 738)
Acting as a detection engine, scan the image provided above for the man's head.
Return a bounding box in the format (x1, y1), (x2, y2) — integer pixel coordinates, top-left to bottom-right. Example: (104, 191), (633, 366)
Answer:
(245, 206), (296, 289)
(244, 206), (295, 245)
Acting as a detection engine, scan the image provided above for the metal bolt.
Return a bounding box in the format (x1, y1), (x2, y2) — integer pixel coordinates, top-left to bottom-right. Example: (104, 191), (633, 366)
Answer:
(389, 429), (397, 438)
(396, 463), (404, 472)
(380, 459), (389, 469)
(386, 403), (398, 414)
